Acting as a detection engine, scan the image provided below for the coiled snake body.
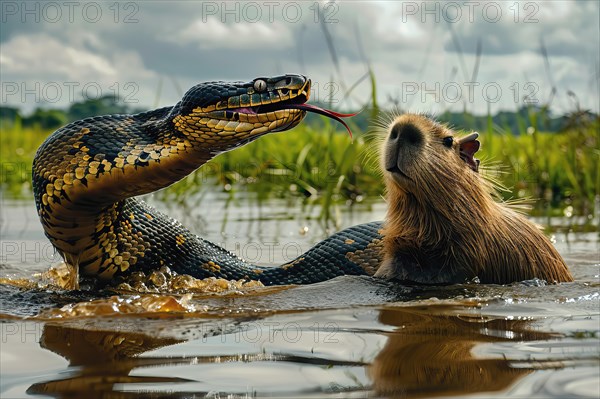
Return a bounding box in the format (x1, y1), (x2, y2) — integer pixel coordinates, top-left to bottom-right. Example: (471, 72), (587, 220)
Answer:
(33, 75), (384, 285)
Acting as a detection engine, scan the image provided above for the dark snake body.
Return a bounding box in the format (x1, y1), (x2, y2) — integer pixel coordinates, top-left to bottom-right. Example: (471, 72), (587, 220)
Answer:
(33, 75), (385, 285)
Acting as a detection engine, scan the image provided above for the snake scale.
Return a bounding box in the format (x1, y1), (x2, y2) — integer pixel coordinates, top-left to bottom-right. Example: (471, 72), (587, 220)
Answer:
(33, 75), (385, 285)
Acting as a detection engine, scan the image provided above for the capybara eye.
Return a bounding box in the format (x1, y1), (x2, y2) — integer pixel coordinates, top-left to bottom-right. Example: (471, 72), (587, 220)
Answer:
(443, 136), (454, 148)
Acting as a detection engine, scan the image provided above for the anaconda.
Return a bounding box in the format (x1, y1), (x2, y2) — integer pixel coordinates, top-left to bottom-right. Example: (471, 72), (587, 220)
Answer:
(33, 75), (385, 286)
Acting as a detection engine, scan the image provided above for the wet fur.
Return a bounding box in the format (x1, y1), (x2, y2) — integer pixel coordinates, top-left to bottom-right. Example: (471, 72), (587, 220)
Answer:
(375, 113), (573, 284)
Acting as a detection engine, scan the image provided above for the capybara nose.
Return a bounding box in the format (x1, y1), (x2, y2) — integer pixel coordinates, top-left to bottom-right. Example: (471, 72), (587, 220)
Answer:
(389, 122), (423, 147)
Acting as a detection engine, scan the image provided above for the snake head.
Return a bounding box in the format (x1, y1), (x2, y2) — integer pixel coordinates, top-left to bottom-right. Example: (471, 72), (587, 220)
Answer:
(172, 74), (311, 152)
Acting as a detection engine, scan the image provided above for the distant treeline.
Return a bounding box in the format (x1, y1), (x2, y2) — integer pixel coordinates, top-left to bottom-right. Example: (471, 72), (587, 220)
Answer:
(0, 96), (144, 130)
(1, 95), (598, 135)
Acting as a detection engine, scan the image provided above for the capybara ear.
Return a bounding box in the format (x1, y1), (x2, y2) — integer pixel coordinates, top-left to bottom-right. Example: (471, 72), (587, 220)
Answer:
(458, 132), (480, 172)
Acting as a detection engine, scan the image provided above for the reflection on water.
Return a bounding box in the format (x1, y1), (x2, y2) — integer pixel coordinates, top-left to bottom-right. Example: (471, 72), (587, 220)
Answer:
(15, 303), (600, 398)
(370, 307), (543, 396)
(1, 193), (599, 398)
(26, 323), (184, 397)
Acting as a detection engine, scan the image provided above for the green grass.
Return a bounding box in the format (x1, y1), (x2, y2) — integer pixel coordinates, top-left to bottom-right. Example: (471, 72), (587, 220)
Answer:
(1, 114), (598, 223)
(0, 117), (49, 198)
(478, 115), (599, 216)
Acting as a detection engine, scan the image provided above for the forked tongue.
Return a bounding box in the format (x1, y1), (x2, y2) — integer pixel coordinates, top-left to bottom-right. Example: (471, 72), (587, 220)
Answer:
(285, 103), (357, 138)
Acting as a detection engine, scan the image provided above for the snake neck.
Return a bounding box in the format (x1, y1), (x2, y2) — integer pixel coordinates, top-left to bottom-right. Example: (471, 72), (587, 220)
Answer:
(35, 105), (214, 209)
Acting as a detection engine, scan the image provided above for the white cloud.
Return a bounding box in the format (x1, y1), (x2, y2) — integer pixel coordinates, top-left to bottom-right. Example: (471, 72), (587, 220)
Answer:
(1, 33), (160, 111)
(1, 33), (116, 78)
(167, 17), (294, 50)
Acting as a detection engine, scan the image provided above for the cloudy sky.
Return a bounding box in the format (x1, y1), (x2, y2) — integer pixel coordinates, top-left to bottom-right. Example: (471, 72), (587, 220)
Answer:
(1, 0), (598, 115)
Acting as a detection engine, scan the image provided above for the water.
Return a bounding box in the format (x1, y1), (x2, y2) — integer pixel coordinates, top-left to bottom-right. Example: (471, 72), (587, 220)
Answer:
(1, 191), (599, 398)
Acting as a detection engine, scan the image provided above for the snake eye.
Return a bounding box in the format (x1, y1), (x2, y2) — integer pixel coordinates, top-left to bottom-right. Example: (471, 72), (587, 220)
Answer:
(253, 79), (267, 92)
(442, 136), (454, 148)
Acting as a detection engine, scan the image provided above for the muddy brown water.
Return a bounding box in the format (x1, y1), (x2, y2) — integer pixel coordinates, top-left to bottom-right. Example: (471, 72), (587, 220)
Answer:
(1, 192), (599, 398)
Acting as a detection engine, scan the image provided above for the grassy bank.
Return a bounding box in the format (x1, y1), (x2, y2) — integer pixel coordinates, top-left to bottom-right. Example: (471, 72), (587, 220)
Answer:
(1, 114), (598, 222)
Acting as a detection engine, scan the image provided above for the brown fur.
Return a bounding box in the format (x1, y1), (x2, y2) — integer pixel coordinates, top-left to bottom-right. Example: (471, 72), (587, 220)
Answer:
(374, 113), (573, 284)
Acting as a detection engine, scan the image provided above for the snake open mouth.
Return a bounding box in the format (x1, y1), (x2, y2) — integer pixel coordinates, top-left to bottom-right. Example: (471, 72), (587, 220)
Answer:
(229, 95), (356, 137)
